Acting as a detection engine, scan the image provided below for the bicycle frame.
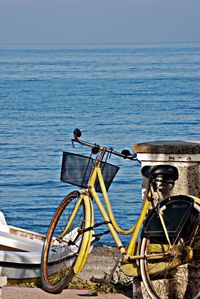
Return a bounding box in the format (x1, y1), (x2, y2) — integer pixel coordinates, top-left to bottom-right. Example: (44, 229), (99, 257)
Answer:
(87, 163), (171, 262)
(73, 163), (196, 279)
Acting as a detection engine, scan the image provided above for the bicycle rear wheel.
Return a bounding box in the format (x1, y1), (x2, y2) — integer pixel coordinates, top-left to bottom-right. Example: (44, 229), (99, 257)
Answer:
(41, 190), (93, 294)
(139, 195), (200, 299)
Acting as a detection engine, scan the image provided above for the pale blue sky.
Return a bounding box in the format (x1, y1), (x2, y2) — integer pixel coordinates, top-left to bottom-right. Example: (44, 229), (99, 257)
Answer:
(0, 0), (199, 45)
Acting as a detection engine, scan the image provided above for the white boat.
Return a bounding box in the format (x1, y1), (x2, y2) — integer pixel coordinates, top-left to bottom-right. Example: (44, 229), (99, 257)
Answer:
(0, 211), (44, 279)
(0, 211), (90, 280)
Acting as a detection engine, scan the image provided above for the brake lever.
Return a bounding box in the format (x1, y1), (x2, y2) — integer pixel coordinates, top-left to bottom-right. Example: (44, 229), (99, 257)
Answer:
(71, 138), (76, 148)
(108, 147), (113, 159)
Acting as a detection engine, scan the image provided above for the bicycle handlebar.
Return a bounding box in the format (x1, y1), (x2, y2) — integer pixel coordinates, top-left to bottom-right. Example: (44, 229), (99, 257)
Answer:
(71, 128), (137, 161)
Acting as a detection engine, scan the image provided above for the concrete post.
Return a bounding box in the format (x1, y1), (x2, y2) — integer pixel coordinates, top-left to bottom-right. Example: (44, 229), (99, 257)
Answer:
(132, 140), (200, 298)
(133, 140), (200, 200)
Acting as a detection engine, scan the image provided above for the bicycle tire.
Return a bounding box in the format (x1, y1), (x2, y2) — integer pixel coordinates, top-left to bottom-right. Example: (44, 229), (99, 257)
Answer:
(139, 195), (200, 299)
(41, 190), (93, 294)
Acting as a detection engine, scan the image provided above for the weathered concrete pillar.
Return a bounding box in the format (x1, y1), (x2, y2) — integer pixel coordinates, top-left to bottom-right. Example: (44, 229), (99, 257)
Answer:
(133, 140), (200, 200)
(132, 140), (200, 298)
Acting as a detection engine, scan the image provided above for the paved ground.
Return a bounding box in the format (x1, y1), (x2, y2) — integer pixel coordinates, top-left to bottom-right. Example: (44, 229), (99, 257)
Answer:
(1, 286), (131, 299)
(0, 247), (132, 299)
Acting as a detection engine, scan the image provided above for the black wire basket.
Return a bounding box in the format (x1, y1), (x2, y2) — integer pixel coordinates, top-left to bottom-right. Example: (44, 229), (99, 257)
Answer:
(60, 152), (120, 193)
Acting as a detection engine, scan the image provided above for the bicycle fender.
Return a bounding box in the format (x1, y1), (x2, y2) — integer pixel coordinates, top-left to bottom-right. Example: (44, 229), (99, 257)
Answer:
(73, 195), (94, 274)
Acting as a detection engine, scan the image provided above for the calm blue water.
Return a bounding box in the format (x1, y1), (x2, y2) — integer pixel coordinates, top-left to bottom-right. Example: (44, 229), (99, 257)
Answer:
(0, 43), (200, 245)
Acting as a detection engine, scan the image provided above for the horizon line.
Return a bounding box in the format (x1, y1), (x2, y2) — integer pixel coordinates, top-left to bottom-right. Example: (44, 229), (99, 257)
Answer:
(0, 40), (200, 47)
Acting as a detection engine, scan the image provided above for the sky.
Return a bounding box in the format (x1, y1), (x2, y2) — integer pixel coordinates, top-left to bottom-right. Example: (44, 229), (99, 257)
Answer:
(0, 0), (200, 45)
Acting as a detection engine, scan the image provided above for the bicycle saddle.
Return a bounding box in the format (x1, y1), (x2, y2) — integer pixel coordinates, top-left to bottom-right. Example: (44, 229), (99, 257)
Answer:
(141, 164), (179, 181)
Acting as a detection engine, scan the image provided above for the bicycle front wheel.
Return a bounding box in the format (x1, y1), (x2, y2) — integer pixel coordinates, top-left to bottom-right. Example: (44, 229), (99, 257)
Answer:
(41, 190), (93, 294)
(139, 195), (200, 299)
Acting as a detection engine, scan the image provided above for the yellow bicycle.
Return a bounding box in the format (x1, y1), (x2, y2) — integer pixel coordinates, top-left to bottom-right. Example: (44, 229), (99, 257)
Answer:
(41, 129), (200, 298)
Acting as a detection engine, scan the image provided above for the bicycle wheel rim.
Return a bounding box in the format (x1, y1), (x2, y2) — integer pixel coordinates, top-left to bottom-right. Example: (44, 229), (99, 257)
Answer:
(41, 191), (92, 293)
(140, 197), (200, 299)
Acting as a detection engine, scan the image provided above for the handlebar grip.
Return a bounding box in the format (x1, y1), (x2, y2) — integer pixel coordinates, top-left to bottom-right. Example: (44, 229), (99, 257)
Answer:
(73, 128), (82, 139)
(121, 149), (131, 157)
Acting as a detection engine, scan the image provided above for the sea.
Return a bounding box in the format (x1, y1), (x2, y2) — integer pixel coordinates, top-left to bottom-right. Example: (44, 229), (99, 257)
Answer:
(0, 43), (200, 245)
